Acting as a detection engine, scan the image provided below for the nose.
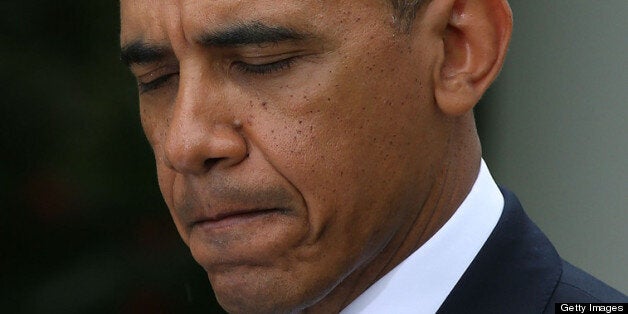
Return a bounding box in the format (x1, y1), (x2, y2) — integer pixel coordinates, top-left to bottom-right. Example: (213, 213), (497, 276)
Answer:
(163, 78), (247, 175)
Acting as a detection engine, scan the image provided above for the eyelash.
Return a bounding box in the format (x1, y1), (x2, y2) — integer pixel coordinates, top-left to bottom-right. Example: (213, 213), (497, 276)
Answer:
(138, 57), (296, 94)
(138, 73), (178, 94)
(233, 57), (297, 75)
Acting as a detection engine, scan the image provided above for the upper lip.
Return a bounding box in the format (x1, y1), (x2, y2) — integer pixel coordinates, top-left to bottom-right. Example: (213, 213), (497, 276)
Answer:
(190, 207), (285, 226)
(179, 183), (295, 229)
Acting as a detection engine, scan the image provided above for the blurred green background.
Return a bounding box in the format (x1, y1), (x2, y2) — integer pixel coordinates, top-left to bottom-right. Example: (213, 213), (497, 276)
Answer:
(1, 1), (625, 313)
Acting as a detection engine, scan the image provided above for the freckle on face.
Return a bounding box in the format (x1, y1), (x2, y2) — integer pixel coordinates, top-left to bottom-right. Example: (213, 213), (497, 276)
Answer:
(122, 0), (438, 311)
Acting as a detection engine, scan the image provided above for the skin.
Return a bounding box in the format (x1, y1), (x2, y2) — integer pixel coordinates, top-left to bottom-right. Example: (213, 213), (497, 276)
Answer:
(120, 0), (512, 312)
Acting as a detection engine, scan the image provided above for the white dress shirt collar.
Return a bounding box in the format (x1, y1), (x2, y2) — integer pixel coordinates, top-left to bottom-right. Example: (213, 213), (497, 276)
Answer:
(341, 159), (504, 314)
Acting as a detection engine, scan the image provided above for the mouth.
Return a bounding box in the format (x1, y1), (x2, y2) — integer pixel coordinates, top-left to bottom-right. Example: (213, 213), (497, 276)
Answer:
(192, 208), (287, 230)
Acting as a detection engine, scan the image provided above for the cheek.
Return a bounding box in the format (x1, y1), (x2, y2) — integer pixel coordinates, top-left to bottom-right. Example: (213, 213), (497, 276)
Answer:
(253, 93), (414, 251)
(155, 164), (176, 209)
(155, 164), (174, 202)
(139, 85), (178, 144)
(243, 37), (435, 271)
(153, 152), (191, 243)
(139, 101), (178, 208)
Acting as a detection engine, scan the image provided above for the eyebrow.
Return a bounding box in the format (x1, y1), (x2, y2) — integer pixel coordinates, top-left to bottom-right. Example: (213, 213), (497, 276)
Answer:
(120, 22), (310, 66)
(120, 41), (169, 67)
(198, 22), (310, 47)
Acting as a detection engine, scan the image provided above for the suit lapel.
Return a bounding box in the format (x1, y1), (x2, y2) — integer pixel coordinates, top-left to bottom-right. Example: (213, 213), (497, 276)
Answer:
(437, 187), (562, 314)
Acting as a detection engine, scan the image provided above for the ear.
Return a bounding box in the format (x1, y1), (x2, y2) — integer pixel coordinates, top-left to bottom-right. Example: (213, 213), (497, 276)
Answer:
(429, 0), (512, 116)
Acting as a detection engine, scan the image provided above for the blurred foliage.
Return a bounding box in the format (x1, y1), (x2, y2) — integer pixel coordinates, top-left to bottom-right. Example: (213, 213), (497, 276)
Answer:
(1, 2), (223, 313)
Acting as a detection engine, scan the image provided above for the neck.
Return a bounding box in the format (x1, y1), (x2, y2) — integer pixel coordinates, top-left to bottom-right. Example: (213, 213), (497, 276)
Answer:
(304, 115), (482, 314)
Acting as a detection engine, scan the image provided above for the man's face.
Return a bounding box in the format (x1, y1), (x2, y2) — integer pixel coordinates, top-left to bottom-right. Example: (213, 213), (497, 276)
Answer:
(121, 0), (447, 311)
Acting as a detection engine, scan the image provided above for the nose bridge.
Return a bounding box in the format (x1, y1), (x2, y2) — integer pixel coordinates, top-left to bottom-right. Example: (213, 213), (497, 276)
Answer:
(163, 62), (246, 174)
(170, 62), (218, 144)
(176, 62), (226, 124)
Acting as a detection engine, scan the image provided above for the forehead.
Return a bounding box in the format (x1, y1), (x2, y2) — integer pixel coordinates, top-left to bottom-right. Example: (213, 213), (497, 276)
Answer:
(120, 0), (389, 46)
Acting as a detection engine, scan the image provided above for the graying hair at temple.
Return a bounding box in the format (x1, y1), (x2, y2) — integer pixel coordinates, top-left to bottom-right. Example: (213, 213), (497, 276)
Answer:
(390, 0), (427, 31)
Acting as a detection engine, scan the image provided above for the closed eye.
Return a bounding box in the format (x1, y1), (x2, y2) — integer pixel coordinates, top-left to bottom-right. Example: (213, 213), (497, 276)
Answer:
(138, 72), (179, 94)
(233, 57), (297, 75)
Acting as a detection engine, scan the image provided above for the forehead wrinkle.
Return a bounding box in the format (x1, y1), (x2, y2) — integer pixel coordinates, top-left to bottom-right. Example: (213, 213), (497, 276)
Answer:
(160, 1), (195, 59)
(180, 0), (247, 28)
(121, 0), (195, 60)
(178, 0), (322, 43)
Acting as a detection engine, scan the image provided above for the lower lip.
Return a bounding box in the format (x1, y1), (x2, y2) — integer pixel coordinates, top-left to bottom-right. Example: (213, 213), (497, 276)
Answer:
(194, 208), (284, 230)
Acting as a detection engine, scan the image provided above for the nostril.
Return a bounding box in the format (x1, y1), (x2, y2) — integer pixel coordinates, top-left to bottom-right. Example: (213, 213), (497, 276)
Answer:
(163, 120), (248, 174)
(203, 158), (219, 170)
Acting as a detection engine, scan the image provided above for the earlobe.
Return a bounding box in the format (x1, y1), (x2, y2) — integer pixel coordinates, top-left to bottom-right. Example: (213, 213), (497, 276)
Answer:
(432, 0), (512, 116)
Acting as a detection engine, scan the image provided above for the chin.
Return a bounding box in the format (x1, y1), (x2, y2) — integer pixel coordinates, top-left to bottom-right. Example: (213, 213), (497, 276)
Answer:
(208, 266), (311, 314)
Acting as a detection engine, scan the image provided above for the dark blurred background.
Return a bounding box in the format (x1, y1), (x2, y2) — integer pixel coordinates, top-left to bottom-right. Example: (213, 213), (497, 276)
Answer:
(1, 1), (222, 313)
(1, 1), (625, 313)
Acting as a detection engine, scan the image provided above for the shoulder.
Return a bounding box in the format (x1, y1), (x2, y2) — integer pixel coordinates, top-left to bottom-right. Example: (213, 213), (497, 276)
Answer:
(549, 260), (627, 303)
(542, 260), (627, 313)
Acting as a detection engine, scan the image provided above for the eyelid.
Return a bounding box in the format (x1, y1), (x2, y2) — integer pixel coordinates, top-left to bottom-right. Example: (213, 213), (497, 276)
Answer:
(135, 64), (180, 94)
(137, 64), (179, 84)
(236, 47), (304, 60)
(138, 73), (179, 94)
(233, 57), (297, 75)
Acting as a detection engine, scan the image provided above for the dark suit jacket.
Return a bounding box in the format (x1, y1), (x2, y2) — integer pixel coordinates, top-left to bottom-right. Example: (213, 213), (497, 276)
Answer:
(437, 188), (627, 314)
